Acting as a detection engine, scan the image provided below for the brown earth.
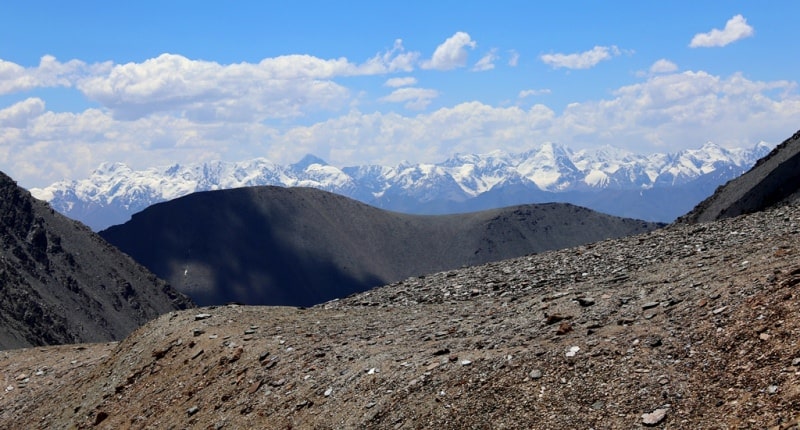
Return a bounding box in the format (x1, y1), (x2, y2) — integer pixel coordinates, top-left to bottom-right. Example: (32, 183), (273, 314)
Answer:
(1, 202), (800, 429)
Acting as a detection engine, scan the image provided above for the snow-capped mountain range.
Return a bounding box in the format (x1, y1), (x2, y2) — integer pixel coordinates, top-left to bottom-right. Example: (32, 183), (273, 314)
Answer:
(30, 141), (773, 231)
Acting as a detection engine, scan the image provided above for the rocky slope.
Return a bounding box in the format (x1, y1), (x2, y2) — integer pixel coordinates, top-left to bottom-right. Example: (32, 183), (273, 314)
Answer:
(99, 186), (660, 307)
(0, 171), (192, 350)
(681, 129), (800, 223)
(1, 200), (798, 429)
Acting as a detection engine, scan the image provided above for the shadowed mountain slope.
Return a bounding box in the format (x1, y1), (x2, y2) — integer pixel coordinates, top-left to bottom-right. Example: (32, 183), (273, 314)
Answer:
(681, 129), (800, 223)
(0, 171), (192, 350)
(100, 186), (660, 306)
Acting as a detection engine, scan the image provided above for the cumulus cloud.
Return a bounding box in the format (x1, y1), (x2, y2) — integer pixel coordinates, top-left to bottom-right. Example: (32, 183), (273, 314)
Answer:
(540, 45), (621, 69)
(508, 50), (520, 67)
(0, 98), (46, 128)
(380, 87), (439, 110)
(384, 77), (418, 88)
(690, 14), (754, 48)
(422, 32), (476, 70)
(519, 89), (552, 98)
(472, 49), (498, 72)
(0, 56), (110, 95)
(649, 59), (678, 74)
(3, 60), (799, 191)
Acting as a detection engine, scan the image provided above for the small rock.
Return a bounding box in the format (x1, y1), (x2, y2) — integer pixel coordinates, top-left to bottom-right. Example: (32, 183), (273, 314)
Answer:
(565, 346), (580, 357)
(792, 358), (800, 367)
(759, 333), (771, 341)
(460, 359), (472, 366)
(556, 322), (572, 335)
(712, 306), (727, 315)
(324, 387), (333, 397)
(365, 402), (376, 409)
(194, 313), (212, 321)
(529, 369), (543, 380)
(642, 302), (659, 310)
(93, 411), (109, 426)
(767, 385), (779, 394)
(577, 297), (596, 307)
(367, 367), (379, 375)
(591, 401), (604, 410)
(192, 329), (205, 337)
(187, 405), (200, 416)
(642, 408), (668, 426)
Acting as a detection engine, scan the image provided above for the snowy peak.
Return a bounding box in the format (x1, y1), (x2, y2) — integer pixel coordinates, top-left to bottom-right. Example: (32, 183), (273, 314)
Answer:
(31, 141), (774, 230)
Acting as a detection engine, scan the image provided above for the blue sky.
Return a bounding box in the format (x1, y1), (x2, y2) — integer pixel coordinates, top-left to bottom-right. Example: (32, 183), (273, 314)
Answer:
(1, 1), (799, 188)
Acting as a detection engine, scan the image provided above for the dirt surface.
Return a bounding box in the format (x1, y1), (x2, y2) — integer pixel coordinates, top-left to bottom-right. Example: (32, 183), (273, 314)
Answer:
(2, 202), (800, 429)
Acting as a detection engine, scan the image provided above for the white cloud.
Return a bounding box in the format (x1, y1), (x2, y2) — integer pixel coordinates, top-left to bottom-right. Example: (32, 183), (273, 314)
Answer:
(384, 77), (418, 88)
(3, 62), (799, 191)
(0, 56), (110, 95)
(422, 32), (476, 70)
(508, 50), (520, 67)
(78, 53), (390, 121)
(380, 87), (439, 110)
(472, 49), (498, 72)
(540, 45), (621, 69)
(0, 98), (46, 128)
(690, 14), (754, 48)
(650, 59), (678, 74)
(519, 89), (552, 98)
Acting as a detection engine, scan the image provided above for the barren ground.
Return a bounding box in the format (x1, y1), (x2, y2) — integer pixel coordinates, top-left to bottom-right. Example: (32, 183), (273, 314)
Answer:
(2, 203), (800, 429)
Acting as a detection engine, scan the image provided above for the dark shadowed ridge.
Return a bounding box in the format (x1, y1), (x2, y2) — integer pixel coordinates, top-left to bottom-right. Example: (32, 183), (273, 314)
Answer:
(0, 171), (193, 350)
(680, 129), (800, 223)
(100, 186), (661, 307)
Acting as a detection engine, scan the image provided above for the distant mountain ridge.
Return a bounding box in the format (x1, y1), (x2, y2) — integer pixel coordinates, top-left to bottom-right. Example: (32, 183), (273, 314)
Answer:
(99, 186), (661, 307)
(32, 141), (771, 230)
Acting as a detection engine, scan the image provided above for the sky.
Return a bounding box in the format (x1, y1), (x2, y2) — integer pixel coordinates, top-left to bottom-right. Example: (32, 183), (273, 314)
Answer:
(1, 1), (799, 188)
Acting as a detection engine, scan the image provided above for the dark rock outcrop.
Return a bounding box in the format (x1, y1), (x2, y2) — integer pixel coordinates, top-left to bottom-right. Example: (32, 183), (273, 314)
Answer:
(0, 171), (192, 350)
(680, 129), (800, 223)
(100, 186), (661, 307)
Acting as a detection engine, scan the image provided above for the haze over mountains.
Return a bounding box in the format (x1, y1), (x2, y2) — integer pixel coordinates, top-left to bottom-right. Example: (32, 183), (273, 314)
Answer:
(99, 187), (660, 307)
(32, 141), (771, 230)
(0, 171), (192, 349)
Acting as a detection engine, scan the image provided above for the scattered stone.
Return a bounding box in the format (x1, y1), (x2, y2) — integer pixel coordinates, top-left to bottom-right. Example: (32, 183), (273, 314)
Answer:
(577, 297), (596, 307)
(194, 313), (212, 321)
(93, 411), (108, 426)
(565, 346), (580, 357)
(187, 406), (200, 416)
(460, 359), (472, 366)
(642, 302), (659, 310)
(712, 306), (728, 315)
(792, 358), (800, 367)
(545, 314), (571, 325)
(433, 348), (450, 356)
(591, 401), (604, 410)
(767, 385), (779, 394)
(642, 408), (668, 426)
(556, 322), (572, 335)
(759, 333), (771, 341)
(324, 387), (333, 397)
(192, 329), (205, 337)
(529, 369), (543, 380)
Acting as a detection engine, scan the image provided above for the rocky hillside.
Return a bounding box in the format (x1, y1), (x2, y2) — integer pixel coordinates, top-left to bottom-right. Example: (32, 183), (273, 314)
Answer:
(681, 129), (800, 223)
(99, 186), (660, 307)
(0, 171), (192, 350)
(1, 200), (798, 429)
